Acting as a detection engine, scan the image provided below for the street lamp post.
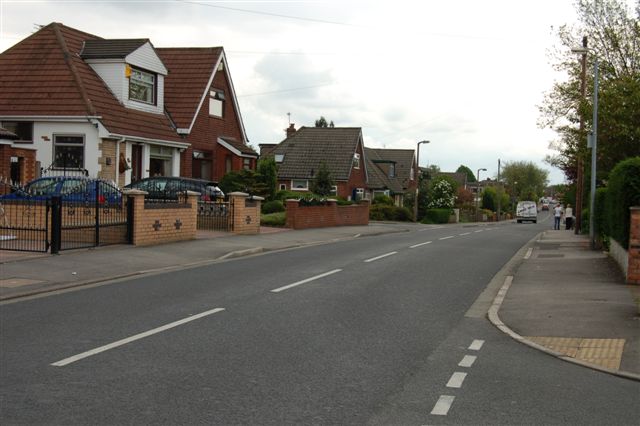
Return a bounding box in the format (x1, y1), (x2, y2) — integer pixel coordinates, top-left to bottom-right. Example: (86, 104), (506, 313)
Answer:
(497, 159), (501, 221)
(476, 168), (487, 222)
(414, 140), (430, 222)
(571, 36), (588, 235)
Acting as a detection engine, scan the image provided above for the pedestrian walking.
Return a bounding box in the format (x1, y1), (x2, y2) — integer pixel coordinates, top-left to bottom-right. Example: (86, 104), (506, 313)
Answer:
(553, 203), (563, 230)
(565, 204), (574, 230)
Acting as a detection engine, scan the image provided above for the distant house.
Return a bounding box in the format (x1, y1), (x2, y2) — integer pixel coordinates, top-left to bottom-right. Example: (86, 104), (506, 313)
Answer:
(365, 148), (417, 206)
(0, 22), (256, 187)
(267, 126), (368, 200)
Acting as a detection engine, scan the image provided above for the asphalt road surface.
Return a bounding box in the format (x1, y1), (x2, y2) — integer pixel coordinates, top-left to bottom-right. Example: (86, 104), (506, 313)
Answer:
(2, 212), (639, 425)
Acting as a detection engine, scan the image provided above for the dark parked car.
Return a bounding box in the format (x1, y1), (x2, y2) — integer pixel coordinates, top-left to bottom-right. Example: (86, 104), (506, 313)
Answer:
(0, 177), (122, 204)
(124, 177), (224, 201)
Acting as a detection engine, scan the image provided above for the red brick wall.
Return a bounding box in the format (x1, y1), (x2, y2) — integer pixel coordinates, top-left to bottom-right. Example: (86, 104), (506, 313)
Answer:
(285, 199), (369, 229)
(628, 207), (640, 285)
(0, 144), (37, 185)
(180, 66), (245, 181)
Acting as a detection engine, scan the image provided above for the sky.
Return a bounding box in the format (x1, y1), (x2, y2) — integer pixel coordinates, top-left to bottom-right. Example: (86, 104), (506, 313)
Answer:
(0, 0), (586, 184)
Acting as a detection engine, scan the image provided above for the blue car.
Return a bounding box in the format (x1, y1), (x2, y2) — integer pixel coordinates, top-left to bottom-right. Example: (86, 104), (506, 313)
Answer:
(0, 177), (122, 204)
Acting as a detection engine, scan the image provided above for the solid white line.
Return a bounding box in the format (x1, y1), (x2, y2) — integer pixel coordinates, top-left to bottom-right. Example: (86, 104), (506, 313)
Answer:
(271, 269), (342, 293)
(524, 247), (533, 259)
(439, 236), (454, 240)
(364, 251), (397, 263)
(469, 339), (485, 351)
(459, 232), (471, 236)
(51, 308), (225, 367)
(446, 372), (467, 388)
(474, 230), (483, 233)
(409, 241), (432, 249)
(458, 355), (477, 367)
(431, 395), (455, 416)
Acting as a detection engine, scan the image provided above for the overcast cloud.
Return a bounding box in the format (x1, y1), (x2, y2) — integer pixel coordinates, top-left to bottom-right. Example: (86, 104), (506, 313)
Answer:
(0, 0), (587, 184)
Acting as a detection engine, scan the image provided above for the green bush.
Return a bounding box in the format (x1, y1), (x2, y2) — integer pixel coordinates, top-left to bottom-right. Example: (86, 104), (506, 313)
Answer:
(369, 204), (413, 222)
(275, 190), (303, 201)
(261, 212), (286, 227)
(593, 187), (608, 237)
(421, 208), (452, 224)
(606, 157), (640, 248)
(336, 197), (353, 206)
(373, 194), (394, 205)
(262, 200), (285, 214)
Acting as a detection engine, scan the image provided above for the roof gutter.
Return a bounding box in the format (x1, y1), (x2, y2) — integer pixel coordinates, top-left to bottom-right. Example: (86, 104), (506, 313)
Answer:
(109, 133), (190, 149)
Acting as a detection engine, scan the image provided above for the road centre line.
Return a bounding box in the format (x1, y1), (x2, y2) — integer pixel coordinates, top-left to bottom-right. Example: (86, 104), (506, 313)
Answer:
(409, 241), (432, 249)
(474, 230), (483, 233)
(271, 269), (342, 293)
(364, 251), (398, 263)
(458, 355), (477, 367)
(459, 232), (471, 236)
(51, 308), (226, 367)
(431, 395), (455, 416)
(439, 236), (454, 240)
(446, 372), (467, 388)
(469, 339), (485, 351)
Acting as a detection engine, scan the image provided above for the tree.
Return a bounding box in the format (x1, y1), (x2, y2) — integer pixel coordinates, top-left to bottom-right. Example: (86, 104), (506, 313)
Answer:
(501, 161), (549, 202)
(456, 165), (476, 183)
(256, 156), (278, 201)
(314, 116), (335, 128)
(310, 161), (335, 196)
(422, 164), (441, 180)
(426, 176), (456, 209)
(539, 0), (640, 182)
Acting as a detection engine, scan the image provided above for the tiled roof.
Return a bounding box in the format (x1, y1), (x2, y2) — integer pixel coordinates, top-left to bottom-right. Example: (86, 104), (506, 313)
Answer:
(364, 148), (403, 193)
(219, 137), (257, 156)
(80, 39), (149, 59)
(270, 127), (362, 181)
(366, 148), (415, 190)
(0, 23), (183, 143)
(156, 47), (222, 130)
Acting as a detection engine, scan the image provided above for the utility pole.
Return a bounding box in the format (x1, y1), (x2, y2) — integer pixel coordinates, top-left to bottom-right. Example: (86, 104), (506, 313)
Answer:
(497, 159), (501, 221)
(574, 36), (588, 235)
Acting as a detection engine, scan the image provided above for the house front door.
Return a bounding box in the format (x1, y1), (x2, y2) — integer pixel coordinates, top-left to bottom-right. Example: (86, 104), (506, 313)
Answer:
(131, 145), (143, 182)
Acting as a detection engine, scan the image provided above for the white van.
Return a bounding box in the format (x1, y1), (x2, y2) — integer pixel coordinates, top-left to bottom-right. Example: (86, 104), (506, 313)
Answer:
(516, 201), (538, 223)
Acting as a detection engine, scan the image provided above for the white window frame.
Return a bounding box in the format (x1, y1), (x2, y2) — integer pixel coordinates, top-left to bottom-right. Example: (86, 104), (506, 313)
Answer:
(291, 179), (309, 191)
(330, 185), (338, 196)
(353, 153), (360, 169)
(209, 89), (225, 118)
(279, 183), (286, 191)
(243, 158), (251, 170)
(53, 134), (85, 169)
(129, 67), (156, 105)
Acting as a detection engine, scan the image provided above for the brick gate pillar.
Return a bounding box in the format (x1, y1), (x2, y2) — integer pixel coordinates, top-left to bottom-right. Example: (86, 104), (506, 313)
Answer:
(229, 192), (263, 235)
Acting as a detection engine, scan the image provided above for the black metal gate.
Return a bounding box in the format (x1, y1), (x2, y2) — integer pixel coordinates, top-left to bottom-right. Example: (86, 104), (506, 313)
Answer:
(0, 198), (50, 253)
(197, 200), (233, 232)
(0, 179), (131, 253)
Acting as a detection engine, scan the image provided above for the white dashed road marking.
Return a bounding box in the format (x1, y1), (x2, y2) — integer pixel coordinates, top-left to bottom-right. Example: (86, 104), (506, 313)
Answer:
(458, 355), (477, 367)
(431, 395), (455, 416)
(51, 308), (226, 366)
(474, 230), (483, 233)
(446, 372), (467, 388)
(271, 269), (342, 293)
(469, 339), (485, 351)
(364, 251), (397, 263)
(439, 236), (454, 240)
(409, 241), (432, 249)
(459, 232), (471, 236)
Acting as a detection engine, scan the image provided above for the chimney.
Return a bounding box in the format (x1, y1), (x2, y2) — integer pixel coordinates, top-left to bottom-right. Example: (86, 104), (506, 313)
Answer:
(286, 123), (296, 138)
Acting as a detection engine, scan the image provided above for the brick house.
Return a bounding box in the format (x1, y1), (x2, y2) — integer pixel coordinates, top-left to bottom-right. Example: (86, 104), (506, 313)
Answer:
(265, 125), (368, 200)
(0, 22), (256, 187)
(365, 147), (417, 206)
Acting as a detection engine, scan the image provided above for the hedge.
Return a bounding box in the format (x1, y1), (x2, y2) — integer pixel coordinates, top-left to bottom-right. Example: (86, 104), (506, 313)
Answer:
(262, 200), (285, 214)
(606, 157), (640, 249)
(370, 204), (413, 222)
(421, 208), (452, 224)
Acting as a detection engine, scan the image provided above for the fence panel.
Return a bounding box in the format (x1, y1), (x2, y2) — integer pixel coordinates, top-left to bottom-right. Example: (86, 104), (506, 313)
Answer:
(0, 198), (50, 252)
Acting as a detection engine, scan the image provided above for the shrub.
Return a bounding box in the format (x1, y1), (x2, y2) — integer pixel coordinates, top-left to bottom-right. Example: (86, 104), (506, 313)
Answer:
(606, 157), (640, 248)
(373, 194), (394, 205)
(369, 204), (413, 222)
(262, 200), (285, 214)
(275, 190), (302, 201)
(336, 197), (353, 206)
(261, 212), (286, 227)
(421, 208), (452, 224)
(393, 206), (413, 221)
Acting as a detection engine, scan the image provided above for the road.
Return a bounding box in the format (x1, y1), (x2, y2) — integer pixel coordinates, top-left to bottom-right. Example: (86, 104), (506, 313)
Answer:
(2, 211), (639, 425)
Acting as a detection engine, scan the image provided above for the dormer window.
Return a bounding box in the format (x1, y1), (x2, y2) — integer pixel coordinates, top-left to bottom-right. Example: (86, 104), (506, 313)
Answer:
(389, 163), (395, 178)
(209, 89), (225, 118)
(129, 66), (156, 104)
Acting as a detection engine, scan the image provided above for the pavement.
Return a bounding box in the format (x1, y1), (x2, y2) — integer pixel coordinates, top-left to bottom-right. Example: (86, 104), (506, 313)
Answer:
(1, 222), (638, 381)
